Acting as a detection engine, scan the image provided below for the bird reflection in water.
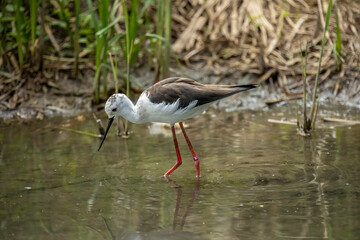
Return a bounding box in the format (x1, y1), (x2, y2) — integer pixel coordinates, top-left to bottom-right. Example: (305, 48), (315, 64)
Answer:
(164, 176), (201, 231)
(117, 177), (202, 240)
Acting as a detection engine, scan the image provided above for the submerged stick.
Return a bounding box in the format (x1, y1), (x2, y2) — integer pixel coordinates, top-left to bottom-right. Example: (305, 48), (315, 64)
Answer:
(302, 42), (308, 130)
(102, 216), (116, 240)
(265, 96), (302, 106)
(93, 112), (105, 136)
(268, 119), (297, 126)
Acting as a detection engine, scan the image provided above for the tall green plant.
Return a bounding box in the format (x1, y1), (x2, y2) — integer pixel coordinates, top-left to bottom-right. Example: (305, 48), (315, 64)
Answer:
(118, 0), (167, 91)
(309, 0), (333, 128)
(99, 0), (110, 98)
(298, 0), (333, 136)
(154, 0), (171, 83)
(118, 0), (150, 94)
(113, 0), (166, 136)
(115, 0), (141, 136)
(121, 0), (136, 96)
(87, 0), (111, 103)
(89, 0), (153, 102)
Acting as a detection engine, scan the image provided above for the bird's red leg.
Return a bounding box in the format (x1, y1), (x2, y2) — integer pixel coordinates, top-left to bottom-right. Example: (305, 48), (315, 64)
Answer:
(179, 122), (200, 177)
(164, 125), (182, 176)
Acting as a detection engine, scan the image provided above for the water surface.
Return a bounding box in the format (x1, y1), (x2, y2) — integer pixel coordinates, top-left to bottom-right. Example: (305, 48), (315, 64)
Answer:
(1, 103), (359, 239)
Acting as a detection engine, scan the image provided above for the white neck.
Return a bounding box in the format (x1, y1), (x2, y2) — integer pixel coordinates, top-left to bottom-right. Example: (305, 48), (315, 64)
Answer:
(118, 96), (141, 124)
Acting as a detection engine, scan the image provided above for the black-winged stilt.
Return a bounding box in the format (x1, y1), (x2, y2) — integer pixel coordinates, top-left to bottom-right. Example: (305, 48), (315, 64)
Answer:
(98, 77), (257, 177)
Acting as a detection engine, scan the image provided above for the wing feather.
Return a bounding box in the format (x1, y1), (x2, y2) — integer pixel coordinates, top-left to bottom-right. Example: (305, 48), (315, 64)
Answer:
(146, 77), (257, 109)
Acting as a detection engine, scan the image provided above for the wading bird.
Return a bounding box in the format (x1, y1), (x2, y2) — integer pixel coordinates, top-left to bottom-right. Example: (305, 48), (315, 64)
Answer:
(98, 77), (257, 177)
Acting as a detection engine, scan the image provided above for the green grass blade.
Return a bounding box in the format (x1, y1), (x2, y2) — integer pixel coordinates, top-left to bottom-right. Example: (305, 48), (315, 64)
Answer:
(155, 0), (171, 80)
(122, 0), (131, 96)
(140, 0), (154, 17)
(334, 2), (342, 71)
(145, 33), (166, 41)
(99, 0), (110, 28)
(91, 0), (111, 102)
(163, 0), (171, 78)
(73, 0), (80, 78)
(129, 0), (139, 43)
(110, 0), (121, 19)
(86, 0), (99, 32)
(30, 0), (37, 54)
(99, 0), (110, 97)
(96, 16), (122, 37)
(122, 0), (130, 60)
(14, 0), (24, 67)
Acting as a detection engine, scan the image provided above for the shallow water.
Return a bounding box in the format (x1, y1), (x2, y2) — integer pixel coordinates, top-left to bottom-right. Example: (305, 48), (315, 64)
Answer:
(1, 102), (359, 240)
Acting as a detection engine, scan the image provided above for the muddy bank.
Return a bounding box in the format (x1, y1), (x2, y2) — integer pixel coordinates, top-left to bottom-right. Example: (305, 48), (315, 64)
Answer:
(0, 66), (359, 122)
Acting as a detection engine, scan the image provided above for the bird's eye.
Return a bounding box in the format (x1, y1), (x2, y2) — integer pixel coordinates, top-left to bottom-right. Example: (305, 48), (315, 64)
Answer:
(112, 108), (117, 112)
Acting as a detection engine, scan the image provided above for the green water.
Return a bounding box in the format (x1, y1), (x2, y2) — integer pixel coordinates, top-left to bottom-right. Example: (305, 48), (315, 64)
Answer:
(1, 104), (359, 239)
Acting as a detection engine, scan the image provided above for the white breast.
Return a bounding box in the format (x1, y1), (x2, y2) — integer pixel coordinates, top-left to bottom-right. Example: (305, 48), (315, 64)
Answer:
(134, 93), (210, 124)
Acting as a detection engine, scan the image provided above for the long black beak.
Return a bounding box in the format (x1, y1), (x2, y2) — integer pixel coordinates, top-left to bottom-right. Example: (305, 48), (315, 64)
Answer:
(98, 116), (115, 151)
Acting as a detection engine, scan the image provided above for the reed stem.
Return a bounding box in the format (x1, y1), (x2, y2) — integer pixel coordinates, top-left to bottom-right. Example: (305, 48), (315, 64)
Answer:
(310, 0), (333, 129)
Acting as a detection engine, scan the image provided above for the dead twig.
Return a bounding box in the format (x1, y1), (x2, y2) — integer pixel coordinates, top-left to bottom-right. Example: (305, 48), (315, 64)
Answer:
(322, 117), (360, 125)
(92, 112), (105, 136)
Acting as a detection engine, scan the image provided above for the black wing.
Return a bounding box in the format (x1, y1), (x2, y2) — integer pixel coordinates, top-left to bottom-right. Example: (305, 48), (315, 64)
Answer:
(146, 77), (257, 109)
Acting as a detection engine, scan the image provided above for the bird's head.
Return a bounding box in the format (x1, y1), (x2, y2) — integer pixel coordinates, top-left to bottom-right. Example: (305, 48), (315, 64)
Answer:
(98, 93), (126, 151)
(104, 93), (126, 118)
